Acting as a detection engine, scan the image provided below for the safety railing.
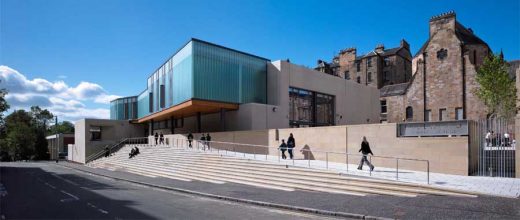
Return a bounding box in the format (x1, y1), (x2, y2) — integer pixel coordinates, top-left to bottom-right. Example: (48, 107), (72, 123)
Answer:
(166, 138), (430, 184)
(85, 137), (149, 163)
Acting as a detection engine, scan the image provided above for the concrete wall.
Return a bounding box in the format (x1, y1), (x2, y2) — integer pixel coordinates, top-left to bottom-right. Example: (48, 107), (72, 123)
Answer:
(73, 119), (145, 163)
(268, 61), (380, 126)
(162, 123), (471, 175)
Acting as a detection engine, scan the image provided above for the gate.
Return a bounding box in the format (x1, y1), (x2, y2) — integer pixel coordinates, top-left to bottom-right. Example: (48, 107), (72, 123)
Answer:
(469, 118), (516, 177)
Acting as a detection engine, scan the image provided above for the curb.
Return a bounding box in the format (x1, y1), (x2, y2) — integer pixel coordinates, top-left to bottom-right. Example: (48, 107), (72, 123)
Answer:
(56, 163), (392, 220)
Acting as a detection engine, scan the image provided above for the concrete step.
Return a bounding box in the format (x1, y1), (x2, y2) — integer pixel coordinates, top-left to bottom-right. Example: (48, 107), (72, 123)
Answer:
(112, 158), (416, 197)
(95, 146), (477, 197)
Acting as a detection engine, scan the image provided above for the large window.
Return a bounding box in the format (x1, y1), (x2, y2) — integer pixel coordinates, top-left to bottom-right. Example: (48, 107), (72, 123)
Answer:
(316, 93), (334, 125)
(356, 61), (361, 72)
(367, 58), (372, 67)
(367, 72), (372, 83)
(289, 87), (334, 127)
(424, 110), (431, 122)
(160, 85), (165, 108)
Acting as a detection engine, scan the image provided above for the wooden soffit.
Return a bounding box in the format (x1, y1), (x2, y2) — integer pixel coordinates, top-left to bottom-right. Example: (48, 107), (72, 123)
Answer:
(137, 99), (238, 123)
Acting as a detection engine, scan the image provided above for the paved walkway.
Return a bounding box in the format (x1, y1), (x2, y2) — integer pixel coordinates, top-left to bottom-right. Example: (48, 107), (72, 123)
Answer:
(171, 145), (520, 198)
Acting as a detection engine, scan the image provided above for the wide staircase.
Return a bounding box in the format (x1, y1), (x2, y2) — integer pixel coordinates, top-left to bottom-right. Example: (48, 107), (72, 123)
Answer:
(88, 145), (478, 198)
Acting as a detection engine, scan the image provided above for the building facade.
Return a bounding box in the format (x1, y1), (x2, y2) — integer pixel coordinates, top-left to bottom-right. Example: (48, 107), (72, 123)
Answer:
(110, 96), (138, 120)
(102, 38), (379, 137)
(316, 40), (412, 89)
(380, 11), (491, 123)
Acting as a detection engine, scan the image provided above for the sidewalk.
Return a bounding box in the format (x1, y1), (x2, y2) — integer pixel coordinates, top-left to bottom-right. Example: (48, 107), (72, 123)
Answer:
(183, 145), (520, 198)
(59, 161), (520, 220)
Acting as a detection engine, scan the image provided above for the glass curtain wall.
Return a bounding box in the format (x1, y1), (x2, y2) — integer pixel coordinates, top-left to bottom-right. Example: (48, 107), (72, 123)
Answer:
(110, 96), (138, 120)
(192, 40), (268, 104)
(289, 87), (334, 127)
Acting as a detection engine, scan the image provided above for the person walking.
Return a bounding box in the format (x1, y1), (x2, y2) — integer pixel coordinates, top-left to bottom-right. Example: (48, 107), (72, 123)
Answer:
(200, 135), (206, 150)
(159, 133), (165, 145)
(357, 136), (374, 171)
(187, 132), (193, 148)
(206, 133), (211, 150)
(287, 133), (295, 159)
(154, 132), (159, 145)
(485, 131), (491, 147)
(129, 147), (136, 159)
(504, 132), (510, 146)
(279, 139), (287, 159)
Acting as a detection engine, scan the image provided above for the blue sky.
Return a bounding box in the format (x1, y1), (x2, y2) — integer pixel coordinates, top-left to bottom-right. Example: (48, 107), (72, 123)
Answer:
(1, 0), (519, 122)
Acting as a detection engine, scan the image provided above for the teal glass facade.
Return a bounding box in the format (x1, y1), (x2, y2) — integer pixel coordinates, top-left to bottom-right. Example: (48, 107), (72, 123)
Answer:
(110, 96), (138, 120)
(111, 38), (269, 120)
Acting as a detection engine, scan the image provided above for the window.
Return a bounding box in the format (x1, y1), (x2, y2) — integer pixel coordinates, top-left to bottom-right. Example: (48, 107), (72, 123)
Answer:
(124, 102), (129, 119)
(90, 126), (101, 141)
(316, 93), (335, 125)
(456, 108), (463, 120)
(384, 57), (390, 67)
(383, 71), (389, 83)
(380, 100), (387, 114)
(367, 72), (372, 83)
(406, 106), (413, 121)
(149, 92), (153, 113)
(439, 108), (447, 121)
(160, 85), (165, 108)
(356, 61), (361, 72)
(344, 71), (350, 80)
(424, 110), (431, 122)
(356, 76), (361, 84)
(367, 58), (372, 67)
(289, 87), (334, 127)
(437, 48), (448, 60)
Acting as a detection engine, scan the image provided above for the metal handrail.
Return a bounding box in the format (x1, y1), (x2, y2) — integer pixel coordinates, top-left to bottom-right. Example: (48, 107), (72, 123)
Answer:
(167, 137), (430, 184)
(86, 137), (148, 163)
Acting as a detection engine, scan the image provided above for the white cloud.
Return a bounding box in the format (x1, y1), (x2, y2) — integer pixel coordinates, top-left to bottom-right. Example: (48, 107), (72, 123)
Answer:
(0, 65), (118, 122)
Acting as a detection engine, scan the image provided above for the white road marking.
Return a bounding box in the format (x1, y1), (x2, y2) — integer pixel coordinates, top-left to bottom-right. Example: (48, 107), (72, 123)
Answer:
(52, 173), (79, 186)
(1, 214), (5, 220)
(87, 203), (109, 214)
(97, 208), (109, 214)
(60, 190), (79, 202)
(44, 182), (57, 189)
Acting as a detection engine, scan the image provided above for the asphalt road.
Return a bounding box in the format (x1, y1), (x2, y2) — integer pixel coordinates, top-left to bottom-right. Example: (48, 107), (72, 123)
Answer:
(0, 162), (341, 220)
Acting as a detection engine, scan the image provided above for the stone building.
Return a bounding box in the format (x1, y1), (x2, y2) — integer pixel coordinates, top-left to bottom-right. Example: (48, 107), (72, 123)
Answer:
(380, 11), (492, 123)
(316, 40), (412, 89)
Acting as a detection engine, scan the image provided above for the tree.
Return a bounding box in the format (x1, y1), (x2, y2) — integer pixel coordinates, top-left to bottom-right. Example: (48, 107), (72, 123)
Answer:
(30, 106), (53, 160)
(0, 83), (10, 161)
(475, 54), (517, 119)
(4, 110), (36, 160)
(50, 121), (75, 134)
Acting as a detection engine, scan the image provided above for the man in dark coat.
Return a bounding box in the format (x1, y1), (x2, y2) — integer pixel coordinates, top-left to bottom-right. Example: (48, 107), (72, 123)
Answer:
(287, 133), (295, 159)
(358, 136), (375, 171)
(187, 132), (193, 148)
(159, 133), (165, 145)
(154, 132), (159, 145)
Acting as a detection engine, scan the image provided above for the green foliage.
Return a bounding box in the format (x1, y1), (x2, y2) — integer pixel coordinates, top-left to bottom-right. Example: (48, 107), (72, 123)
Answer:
(3, 110), (36, 160)
(50, 121), (75, 134)
(475, 54), (517, 119)
(1, 106), (56, 161)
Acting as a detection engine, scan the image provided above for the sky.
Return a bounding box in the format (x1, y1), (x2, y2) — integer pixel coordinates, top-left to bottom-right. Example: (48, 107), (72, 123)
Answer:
(1, 0), (519, 122)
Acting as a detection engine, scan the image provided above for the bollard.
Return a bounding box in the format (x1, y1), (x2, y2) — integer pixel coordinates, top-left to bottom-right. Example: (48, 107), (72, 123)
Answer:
(396, 158), (399, 180)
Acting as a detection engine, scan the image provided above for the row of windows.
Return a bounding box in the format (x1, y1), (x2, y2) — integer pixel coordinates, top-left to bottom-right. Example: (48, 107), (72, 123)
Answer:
(404, 107), (464, 121)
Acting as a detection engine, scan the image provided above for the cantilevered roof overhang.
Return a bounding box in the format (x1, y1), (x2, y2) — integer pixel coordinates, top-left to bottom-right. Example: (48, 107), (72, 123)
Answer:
(136, 99), (239, 123)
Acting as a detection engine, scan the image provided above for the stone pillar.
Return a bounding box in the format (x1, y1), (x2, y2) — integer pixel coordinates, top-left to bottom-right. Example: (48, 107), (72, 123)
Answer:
(197, 112), (202, 133)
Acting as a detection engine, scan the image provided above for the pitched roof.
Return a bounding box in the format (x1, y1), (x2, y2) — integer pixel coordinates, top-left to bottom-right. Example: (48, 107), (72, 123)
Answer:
(414, 22), (488, 57)
(380, 83), (410, 97)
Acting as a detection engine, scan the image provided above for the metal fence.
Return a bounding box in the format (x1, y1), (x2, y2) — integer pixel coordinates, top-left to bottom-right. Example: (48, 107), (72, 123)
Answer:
(469, 117), (516, 178)
(166, 138), (431, 184)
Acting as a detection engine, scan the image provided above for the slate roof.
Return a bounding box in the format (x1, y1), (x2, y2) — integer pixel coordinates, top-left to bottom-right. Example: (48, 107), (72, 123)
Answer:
(380, 83), (410, 97)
